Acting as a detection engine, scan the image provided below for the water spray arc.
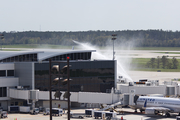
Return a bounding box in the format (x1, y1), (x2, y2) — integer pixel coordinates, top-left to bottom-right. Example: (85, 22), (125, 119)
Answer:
(72, 40), (133, 82)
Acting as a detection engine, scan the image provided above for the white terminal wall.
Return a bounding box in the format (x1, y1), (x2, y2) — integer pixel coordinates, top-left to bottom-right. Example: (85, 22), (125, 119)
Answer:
(0, 63), (18, 87)
(0, 77), (18, 87)
(0, 63), (19, 101)
(0, 63), (14, 70)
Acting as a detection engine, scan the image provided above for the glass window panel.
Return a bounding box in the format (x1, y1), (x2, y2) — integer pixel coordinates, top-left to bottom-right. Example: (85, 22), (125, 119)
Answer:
(3, 87), (6, 97)
(7, 70), (14, 76)
(30, 54), (33, 61)
(10, 57), (15, 62)
(19, 55), (23, 61)
(7, 58), (10, 62)
(2, 59), (6, 62)
(34, 54), (37, 61)
(15, 56), (18, 61)
(23, 55), (26, 61)
(0, 88), (2, 97)
(0, 70), (6, 77)
(26, 54), (30, 61)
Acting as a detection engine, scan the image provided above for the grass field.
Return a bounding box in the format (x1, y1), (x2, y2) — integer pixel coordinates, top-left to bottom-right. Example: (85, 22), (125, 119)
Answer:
(153, 52), (180, 54)
(1, 44), (180, 51)
(2, 44), (72, 49)
(130, 58), (180, 72)
(1, 49), (21, 51)
(133, 47), (180, 51)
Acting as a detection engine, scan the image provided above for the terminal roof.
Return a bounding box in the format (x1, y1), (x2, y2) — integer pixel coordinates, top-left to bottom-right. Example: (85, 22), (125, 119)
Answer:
(0, 49), (96, 62)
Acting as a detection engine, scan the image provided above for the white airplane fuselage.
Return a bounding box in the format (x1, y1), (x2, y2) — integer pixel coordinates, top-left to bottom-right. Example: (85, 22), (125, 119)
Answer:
(129, 96), (180, 113)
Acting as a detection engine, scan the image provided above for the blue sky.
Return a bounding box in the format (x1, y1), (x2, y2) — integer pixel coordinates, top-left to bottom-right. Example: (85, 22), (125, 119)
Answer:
(1, 0), (180, 32)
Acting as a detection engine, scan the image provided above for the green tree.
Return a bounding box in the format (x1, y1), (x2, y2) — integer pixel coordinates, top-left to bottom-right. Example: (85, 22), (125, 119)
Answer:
(146, 61), (151, 68)
(150, 58), (156, 68)
(156, 56), (161, 68)
(172, 57), (179, 69)
(161, 56), (168, 69)
(166, 60), (172, 69)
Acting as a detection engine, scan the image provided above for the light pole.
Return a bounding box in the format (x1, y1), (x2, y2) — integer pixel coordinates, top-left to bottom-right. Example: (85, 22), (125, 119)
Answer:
(67, 56), (70, 120)
(49, 59), (52, 120)
(112, 34), (117, 60)
(49, 57), (71, 120)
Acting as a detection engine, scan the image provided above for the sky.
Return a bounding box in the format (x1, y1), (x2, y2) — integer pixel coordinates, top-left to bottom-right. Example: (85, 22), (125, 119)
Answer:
(1, 0), (180, 32)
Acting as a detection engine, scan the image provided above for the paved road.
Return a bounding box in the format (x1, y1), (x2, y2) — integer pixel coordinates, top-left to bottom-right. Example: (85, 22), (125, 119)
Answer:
(128, 71), (180, 83)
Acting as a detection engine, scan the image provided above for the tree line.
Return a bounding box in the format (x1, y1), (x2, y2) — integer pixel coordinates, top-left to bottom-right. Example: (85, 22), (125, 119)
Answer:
(146, 56), (179, 69)
(1, 30), (180, 47)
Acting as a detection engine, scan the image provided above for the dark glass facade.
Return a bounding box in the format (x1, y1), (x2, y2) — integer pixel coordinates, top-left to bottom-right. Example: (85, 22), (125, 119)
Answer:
(0, 53), (38, 62)
(35, 60), (115, 93)
(43, 52), (91, 61)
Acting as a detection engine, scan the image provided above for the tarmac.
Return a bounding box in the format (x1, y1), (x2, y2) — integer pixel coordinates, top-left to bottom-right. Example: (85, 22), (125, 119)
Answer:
(4, 108), (179, 120)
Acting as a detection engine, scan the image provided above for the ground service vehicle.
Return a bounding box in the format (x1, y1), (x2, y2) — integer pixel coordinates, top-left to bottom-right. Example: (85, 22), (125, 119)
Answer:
(19, 106), (30, 113)
(52, 108), (63, 116)
(85, 109), (94, 117)
(30, 108), (39, 115)
(70, 113), (84, 119)
(8, 106), (19, 113)
(0, 110), (7, 118)
(43, 108), (50, 115)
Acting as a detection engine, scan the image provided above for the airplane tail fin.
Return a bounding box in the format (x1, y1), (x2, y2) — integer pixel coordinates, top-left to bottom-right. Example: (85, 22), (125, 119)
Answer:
(144, 99), (147, 108)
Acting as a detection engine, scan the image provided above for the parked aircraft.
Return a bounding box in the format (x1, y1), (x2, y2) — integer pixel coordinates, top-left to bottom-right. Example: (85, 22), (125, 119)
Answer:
(129, 95), (180, 117)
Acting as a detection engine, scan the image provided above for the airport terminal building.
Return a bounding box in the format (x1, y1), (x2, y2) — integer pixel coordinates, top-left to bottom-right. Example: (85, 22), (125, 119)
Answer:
(0, 49), (117, 110)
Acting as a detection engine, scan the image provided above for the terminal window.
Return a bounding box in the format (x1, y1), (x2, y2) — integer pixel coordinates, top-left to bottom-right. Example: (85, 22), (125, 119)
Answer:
(0, 87), (7, 97)
(0, 70), (6, 77)
(7, 70), (14, 76)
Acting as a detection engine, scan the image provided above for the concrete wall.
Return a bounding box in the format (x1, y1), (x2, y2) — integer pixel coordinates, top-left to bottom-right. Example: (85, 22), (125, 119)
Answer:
(15, 62), (34, 89)
(0, 63), (18, 87)
(0, 78), (19, 87)
(0, 63), (14, 70)
(0, 101), (8, 110)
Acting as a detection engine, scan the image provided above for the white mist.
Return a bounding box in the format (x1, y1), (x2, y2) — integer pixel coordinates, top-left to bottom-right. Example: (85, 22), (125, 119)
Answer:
(73, 40), (133, 82)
